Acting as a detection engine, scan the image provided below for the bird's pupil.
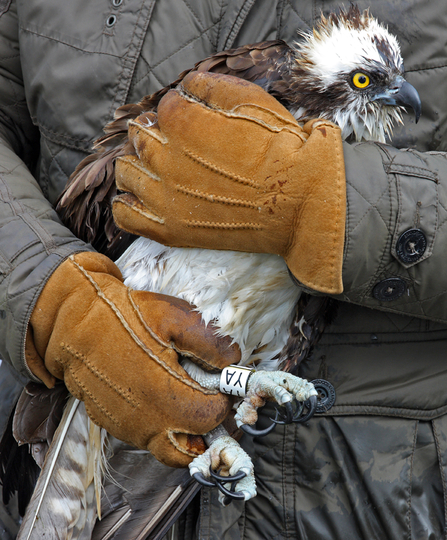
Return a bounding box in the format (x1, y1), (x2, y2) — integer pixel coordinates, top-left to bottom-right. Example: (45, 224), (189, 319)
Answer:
(359, 76), (366, 84)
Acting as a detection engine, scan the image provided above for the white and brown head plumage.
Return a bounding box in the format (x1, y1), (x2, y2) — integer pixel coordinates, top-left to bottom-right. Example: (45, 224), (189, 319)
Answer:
(283, 7), (420, 141)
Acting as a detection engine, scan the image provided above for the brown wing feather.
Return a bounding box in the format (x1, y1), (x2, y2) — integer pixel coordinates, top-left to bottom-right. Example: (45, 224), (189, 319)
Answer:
(56, 40), (294, 259)
(0, 383), (70, 516)
(279, 295), (339, 374)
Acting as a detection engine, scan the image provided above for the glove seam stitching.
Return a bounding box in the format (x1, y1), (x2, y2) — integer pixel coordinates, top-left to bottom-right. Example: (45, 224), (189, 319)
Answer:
(175, 183), (258, 208)
(127, 289), (220, 395)
(69, 256), (167, 363)
(179, 86), (304, 135)
(119, 154), (162, 181)
(184, 148), (259, 188)
(128, 119), (167, 144)
(113, 197), (165, 224)
(70, 257), (220, 395)
(61, 364), (121, 427)
(326, 133), (345, 292)
(292, 131), (345, 293)
(61, 342), (140, 408)
(185, 219), (262, 230)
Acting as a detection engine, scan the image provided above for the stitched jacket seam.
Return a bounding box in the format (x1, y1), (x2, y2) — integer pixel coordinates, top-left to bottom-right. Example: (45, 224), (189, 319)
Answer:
(19, 25), (121, 57)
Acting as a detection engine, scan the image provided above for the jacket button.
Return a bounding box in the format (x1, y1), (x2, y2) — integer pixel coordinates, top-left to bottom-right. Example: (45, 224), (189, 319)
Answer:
(373, 278), (407, 301)
(312, 379), (336, 413)
(396, 228), (427, 264)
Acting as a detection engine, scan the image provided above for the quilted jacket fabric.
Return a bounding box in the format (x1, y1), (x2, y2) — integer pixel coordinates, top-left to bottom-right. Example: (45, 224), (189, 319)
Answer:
(0, 0), (446, 375)
(0, 0), (446, 538)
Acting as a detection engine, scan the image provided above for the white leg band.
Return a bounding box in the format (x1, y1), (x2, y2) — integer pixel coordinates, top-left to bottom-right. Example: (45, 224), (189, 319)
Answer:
(220, 365), (254, 397)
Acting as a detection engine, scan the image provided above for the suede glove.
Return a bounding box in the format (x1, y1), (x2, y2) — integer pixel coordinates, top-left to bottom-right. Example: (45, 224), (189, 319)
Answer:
(113, 71), (346, 294)
(25, 251), (240, 467)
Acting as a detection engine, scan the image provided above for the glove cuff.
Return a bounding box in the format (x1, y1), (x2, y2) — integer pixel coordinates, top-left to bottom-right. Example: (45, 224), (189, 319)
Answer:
(25, 328), (57, 388)
(25, 252), (119, 387)
(286, 120), (346, 294)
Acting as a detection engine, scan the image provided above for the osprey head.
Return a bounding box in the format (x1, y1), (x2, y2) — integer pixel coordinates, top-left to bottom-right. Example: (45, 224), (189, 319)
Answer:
(290, 6), (421, 142)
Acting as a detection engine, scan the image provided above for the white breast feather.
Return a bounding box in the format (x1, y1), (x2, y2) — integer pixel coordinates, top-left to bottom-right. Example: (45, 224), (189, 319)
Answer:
(116, 237), (300, 369)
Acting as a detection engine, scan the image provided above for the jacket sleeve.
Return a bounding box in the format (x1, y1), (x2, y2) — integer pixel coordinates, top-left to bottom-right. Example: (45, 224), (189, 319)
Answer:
(0, 3), (92, 379)
(339, 141), (447, 323)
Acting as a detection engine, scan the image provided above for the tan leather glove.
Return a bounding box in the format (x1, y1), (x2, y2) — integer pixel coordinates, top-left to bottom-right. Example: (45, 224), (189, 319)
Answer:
(113, 71), (346, 294)
(25, 251), (240, 467)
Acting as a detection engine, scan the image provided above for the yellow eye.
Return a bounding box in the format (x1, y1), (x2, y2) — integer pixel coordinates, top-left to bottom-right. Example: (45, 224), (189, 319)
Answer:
(352, 72), (370, 89)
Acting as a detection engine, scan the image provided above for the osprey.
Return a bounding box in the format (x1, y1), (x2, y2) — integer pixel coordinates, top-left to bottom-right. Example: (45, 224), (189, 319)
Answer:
(6, 6), (421, 540)
(58, 3), (421, 374)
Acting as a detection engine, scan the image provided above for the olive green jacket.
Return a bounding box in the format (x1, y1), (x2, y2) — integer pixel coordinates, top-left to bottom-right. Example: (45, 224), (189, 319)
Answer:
(0, 1), (446, 538)
(0, 0), (446, 382)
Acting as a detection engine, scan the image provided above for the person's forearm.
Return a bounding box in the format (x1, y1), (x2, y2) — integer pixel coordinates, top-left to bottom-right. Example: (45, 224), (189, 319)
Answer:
(339, 141), (447, 322)
(0, 138), (92, 377)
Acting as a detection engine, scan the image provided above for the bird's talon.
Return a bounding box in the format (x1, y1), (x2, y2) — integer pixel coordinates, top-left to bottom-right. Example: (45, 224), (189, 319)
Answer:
(272, 396), (317, 424)
(190, 435), (256, 504)
(193, 467), (248, 502)
(284, 400), (293, 423)
(272, 400), (296, 424)
(292, 400), (304, 419)
(271, 406), (288, 425)
(293, 394), (318, 423)
(240, 421), (276, 437)
(215, 480), (246, 502)
(192, 471), (215, 488)
(203, 467), (247, 504)
(209, 467), (246, 483)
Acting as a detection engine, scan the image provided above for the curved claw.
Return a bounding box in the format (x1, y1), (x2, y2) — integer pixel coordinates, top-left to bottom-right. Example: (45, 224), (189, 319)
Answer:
(209, 468), (246, 484)
(271, 407), (289, 426)
(208, 467), (247, 504)
(192, 471), (215, 488)
(272, 395), (318, 426)
(240, 421), (276, 437)
(272, 400), (300, 425)
(193, 468), (248, 504)
(293, 394), (318, 424)
(217, 481), (246, 502)
(284, 400), (294, 423)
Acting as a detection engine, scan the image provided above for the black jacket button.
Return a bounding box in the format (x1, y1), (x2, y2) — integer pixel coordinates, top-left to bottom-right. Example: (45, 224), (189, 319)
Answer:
(396, 228), (427, 264)
(373, 278), (407, 301)
(311, 379), (336, 413)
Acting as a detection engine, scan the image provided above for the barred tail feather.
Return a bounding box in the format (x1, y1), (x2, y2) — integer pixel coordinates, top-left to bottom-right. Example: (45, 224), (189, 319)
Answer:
(17, 397), (105, 540)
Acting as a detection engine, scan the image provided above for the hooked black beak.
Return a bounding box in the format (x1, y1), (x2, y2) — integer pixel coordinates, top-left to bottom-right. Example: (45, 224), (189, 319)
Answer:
(375, 79), (422, 123)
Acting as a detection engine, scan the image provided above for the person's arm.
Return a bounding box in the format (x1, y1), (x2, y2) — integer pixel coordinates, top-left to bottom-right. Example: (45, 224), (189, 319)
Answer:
(112, 71), (447, 322)
(338, 142), (447, 321)
(0, 2), (91, 378)
(0, 6), (241, 467)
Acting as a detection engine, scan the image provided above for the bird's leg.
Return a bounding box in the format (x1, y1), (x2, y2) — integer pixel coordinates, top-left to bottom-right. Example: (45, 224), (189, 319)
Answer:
(180, 360), (318, 437)
(235, 371), (318, 435)
(190, 424), (256, 505)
